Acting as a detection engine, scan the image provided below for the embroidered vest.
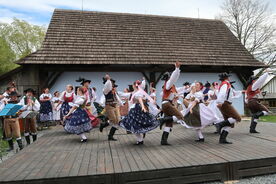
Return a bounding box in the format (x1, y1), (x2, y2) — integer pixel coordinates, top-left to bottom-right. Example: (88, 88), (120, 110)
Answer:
(64, 92), (74, 102)
(162, 81), (177, 100)
(246, 84), (260, 100)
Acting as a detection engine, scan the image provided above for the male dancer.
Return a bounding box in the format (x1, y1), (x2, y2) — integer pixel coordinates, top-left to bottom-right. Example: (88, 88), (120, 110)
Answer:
(160, 61), (185, 145)
(102, 74), (122, 141)
(245, 69), (272, 133)
(216, 73), (243, 144)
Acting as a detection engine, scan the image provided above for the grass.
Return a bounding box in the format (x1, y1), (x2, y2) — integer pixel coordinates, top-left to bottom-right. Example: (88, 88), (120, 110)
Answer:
(260, 115), (276, 123)
(0, 128), (8, 159)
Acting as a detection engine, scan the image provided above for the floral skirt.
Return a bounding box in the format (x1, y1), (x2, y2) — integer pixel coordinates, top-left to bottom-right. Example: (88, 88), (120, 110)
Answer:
(64, 108), (92, 135)
(60, 102), (71, 120)
(119, 104), (160, 134)
(40, 101), (53, 122)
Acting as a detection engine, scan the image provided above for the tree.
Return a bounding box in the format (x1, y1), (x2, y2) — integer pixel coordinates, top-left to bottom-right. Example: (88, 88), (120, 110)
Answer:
(0, 18), (46, 59)
(0, 37), (18, 75)
(217, 0), (276, 71)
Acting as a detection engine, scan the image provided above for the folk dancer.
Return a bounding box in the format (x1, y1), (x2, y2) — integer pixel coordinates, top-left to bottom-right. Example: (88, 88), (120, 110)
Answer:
(64, 87), (92, 142)
(245, 69), (273, 133)
(51, 91), (61, 124)
(120, 80), (160, 145)
(181, 82), (219, 142)
(39, 88), (53, 126)
(216, 73), (244, 144)
(56, 85), (75, 126)
(159, 61), (185, 145)
(101, 74), (123, 141)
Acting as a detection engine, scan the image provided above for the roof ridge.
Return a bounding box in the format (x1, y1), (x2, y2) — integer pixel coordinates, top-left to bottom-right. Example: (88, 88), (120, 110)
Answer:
(53, 8), (223, 23)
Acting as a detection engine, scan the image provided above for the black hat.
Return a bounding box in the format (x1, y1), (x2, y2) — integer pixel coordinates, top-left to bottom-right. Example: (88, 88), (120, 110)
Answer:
(183, 82), (191, 86)
(9, 91), (21, 97)
(246, 75), (258, 87)
(204, 81), (211, 87)
(161, 72), (171, 81)
(128, 85), (134, 92)
(24, 88), (36, 94)
(230, 81), (236, 89)
(218, 72), (231, 81)
(76, 77), (91, 85)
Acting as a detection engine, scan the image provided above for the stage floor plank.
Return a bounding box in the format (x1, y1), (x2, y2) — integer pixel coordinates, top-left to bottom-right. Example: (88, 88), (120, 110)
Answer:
(0, 121), (276, 184)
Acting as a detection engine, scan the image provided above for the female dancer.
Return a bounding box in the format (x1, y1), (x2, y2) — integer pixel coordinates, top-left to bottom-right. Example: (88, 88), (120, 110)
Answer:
(64, 87), (92, 142)
(120, 80), (160, 145)
(51, 91), (61, 124)
(39, 88), (53, 126)
(57, 85), (75, 126)
(181, 82), (219, 142)
(207, 82), (224, 133)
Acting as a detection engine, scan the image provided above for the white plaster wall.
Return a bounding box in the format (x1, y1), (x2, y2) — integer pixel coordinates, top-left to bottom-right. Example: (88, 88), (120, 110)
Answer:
(50, 71), (245, 115)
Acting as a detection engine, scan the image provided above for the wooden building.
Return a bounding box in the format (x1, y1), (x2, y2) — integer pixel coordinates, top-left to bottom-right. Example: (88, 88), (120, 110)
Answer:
(0, 9), (265, 114)
(259, 75), (276, 113)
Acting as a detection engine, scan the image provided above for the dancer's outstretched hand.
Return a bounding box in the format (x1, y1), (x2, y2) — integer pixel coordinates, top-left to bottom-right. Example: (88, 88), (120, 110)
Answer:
(175, 61), (181, 68)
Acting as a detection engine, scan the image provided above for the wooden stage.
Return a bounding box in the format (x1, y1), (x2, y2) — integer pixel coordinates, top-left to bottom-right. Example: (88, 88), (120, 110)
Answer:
(0, 120), (276, 184)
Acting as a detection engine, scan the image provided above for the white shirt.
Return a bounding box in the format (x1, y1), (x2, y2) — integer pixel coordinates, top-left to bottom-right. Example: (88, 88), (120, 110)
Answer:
(39, 93), (52, 101)
(73, 96), (86, 107)
(163, 68), (181, 101)
(18, 96), (40, 112)
(217, 82), (242, 104)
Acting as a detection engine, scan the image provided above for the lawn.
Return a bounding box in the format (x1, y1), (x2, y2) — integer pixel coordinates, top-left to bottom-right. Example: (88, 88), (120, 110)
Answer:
(260, 115), (276, 123)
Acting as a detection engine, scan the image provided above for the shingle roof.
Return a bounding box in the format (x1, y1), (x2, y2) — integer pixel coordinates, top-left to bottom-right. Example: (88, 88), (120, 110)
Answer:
(18, 9), (264, 67)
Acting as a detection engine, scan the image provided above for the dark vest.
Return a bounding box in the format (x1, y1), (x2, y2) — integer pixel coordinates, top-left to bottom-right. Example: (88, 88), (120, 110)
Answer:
(105, 91), (117, 104)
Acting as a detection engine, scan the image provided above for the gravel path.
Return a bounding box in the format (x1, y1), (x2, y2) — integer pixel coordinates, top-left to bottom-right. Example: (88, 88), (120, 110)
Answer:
(205, 174), (276, 184)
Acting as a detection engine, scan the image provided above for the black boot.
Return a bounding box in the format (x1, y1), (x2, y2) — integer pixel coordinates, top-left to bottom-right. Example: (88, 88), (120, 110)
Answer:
(134, 141), (144, 145)
(7, 139), (14, 152)
(253, 111), (264, 119)
(159, 116), (173, 130)
(250, 119), (259, 133)
(16, 139), (24, 150)
(108, 127), (117, 141)
(25, 135), (31, 145)
(100, 122), (110, 132)
(32, 134), (37, 142)
(195, 138), (205, 142)
(214, 123), (220, 134)
(219, 130), (232, 144)
(217, 120), (232, 134)
(161, 131), (170, 145)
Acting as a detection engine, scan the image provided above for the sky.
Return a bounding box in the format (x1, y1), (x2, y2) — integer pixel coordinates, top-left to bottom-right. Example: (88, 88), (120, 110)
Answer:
(0, 0), (275, 27)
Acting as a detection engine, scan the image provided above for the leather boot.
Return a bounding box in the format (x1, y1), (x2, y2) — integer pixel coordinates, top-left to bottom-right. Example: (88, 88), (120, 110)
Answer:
(7, 139), (14, 152)
(16, 139), (24, 150)
(108, 127), (117, 141)
(250, 119), (259, 133)
(32, 134), (37, 142)
(161, 131), (170, 145)
(25, 135), (31, 145)
(219, 130), (232, 144)
(100, 122), (109, 132)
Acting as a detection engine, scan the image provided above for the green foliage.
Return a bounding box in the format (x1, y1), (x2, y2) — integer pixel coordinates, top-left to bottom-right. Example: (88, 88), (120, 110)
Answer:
(0, 36), (18, 75)
(0, 18), (46, 75)
(0, 128), (8, 159)
(0, 18), (46, 59)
